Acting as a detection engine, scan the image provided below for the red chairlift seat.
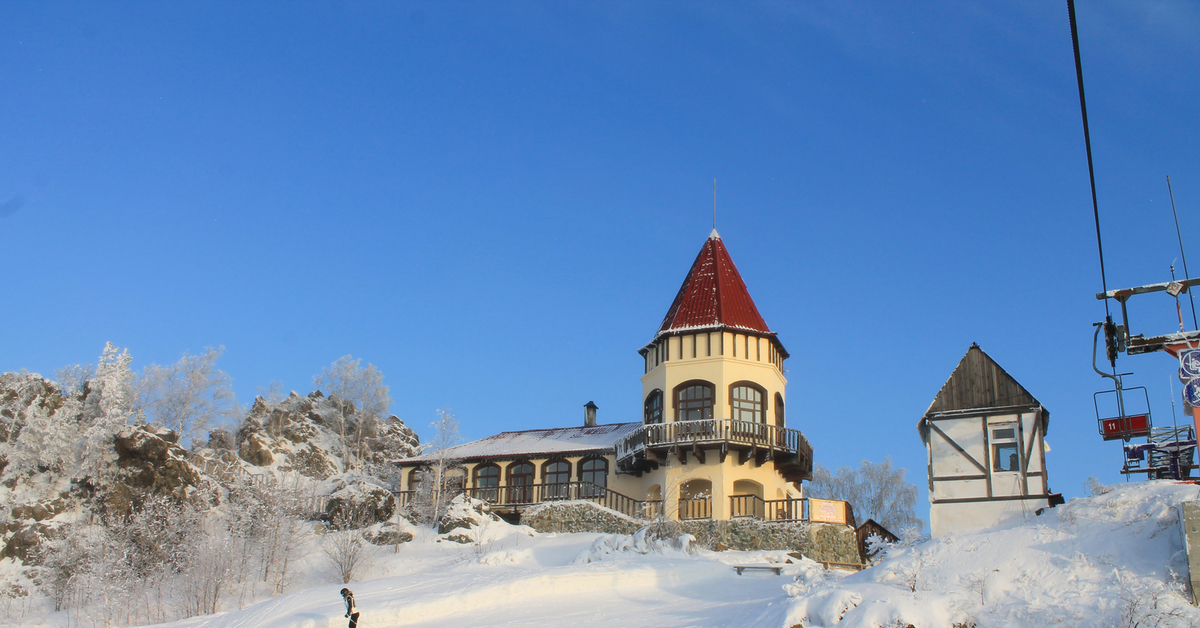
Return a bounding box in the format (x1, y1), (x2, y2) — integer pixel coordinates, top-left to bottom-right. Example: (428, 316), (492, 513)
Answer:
(1095, 386), (1152, 441)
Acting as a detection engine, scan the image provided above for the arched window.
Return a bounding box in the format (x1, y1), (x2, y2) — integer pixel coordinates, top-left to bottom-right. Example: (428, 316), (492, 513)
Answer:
(408, 467), (426, 492)
(774, 393), (785, 427)
(543, 459), (571, 499)
(644, 390), (663, 424)
(507, 461), (535, 503)
(675, 381), (714, 421)
(730, 383), (765, 423)
(473, 463), (500, 502)
(579, 457), (607, 496)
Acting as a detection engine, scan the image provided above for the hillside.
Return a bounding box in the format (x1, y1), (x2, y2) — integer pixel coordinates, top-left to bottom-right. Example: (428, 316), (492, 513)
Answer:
(2, 480), (1187, 628)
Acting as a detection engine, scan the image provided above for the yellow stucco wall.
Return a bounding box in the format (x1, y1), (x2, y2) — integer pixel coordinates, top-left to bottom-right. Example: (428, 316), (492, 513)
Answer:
(640, 331), (788, 427)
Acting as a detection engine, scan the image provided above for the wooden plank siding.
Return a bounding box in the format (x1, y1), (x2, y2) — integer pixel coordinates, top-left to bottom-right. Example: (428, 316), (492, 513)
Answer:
(925, 343), (1040, 415)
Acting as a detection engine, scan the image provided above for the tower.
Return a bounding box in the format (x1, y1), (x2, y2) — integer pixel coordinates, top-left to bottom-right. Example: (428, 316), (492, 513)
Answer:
(619, 230), (810, 520)
(638, 229), (789, 430)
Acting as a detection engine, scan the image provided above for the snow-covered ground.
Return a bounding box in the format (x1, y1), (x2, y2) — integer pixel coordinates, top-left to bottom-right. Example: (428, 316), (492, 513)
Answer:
(9, 481), (1200, 628)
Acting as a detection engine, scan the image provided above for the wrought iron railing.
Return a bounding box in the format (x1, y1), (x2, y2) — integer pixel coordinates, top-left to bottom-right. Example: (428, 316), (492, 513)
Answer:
(615, 418), (812, 463)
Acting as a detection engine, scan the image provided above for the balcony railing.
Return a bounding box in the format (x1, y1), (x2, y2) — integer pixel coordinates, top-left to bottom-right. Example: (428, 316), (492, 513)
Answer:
(678, 496), (712, 520)
(402, 481), (663, 520)
(615, 418), (813, 463)
(728, 494), (851, 524)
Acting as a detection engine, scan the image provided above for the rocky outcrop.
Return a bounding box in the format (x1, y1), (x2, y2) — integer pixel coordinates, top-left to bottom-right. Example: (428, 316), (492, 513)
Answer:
(231, 392), (420, 480)
(1, 522), (62, 565)
(104, 424), (207, 516)
(323, 476), (397, 526)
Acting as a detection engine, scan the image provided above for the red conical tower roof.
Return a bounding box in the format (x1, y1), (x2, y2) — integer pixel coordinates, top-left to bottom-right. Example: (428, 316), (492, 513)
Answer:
(655, 230), (779, 345)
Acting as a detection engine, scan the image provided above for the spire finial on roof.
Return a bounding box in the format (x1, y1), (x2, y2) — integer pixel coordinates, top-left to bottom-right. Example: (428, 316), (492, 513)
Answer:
(712, 178), (717, 232)
(709, 228), (720, 239)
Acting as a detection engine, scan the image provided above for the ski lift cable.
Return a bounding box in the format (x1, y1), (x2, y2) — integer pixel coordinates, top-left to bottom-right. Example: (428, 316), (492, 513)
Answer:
(1067, 0), (1112, 321)
(1167, 176), (1198, 330)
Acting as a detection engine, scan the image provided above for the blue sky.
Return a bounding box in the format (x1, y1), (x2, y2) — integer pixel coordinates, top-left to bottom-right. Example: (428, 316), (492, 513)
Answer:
(3, 1), (1199, 504)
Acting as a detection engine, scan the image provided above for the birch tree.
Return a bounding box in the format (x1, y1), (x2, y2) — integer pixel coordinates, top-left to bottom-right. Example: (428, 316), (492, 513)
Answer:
(312, 356), (390, 471)
(139, 346), (236, 446)
(808, 457), (925, 536)
(412, 408), (460, 526)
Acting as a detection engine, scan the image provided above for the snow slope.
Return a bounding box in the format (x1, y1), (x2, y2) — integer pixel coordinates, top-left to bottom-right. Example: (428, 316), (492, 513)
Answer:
(15, 481), (1198, 628)
(787, 480), (1200, 627)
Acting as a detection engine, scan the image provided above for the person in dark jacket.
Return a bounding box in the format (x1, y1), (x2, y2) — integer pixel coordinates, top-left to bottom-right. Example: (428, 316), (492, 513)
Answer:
(340, 588), (360, 628)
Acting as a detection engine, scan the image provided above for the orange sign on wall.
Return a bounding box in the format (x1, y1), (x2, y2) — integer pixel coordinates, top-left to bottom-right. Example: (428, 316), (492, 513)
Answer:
(809, 498), (847, 524)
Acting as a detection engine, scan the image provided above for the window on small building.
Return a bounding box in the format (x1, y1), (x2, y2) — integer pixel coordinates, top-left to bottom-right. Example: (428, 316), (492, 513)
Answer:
(676, 381), (714, 421)
(644, 390), (663, 424)
(774, 393), (785, 427)
(991, 426), (1020, 472)
(730, 383), (765, 423)
(580, 457), (607, 496)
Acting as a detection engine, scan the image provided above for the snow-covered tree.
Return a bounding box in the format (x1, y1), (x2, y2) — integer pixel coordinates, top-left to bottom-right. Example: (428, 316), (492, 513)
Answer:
(2, 343), (136, 486)
(313, 356), (391, 471)
(412, 408), (460, 526)
(139, 346), (236, 446)
(808, 457), (925, 536)
(54, 363), (94, 397)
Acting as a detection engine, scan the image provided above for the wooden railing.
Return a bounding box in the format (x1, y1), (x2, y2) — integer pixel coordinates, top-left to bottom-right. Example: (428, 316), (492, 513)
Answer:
(729, 494), (807, 521)
(415, 481), (662, 520)
(615, 418), (813, 463)
(678, 496), (712, 520)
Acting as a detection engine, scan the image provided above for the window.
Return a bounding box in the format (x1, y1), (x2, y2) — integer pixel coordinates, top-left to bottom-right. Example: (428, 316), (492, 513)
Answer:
(474, 464), (500, 488)
(730, 383), (764, 423)
(774, 393), (785, 427)
(675, 381), (714, 421)
(474, 464), (500, 502)
(507, 461), (535, 503)
(544, 459), (570, 499)
(644, 390), (663, 424)
(580, 457), (607, 496)
(991, 425), (1020, 472)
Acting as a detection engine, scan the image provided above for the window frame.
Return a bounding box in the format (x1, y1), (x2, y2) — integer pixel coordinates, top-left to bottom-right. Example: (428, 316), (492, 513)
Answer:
(644, 389), (664, 424)
(473, 463), (501, 488)
(990, 424), (1021, 473)
(674, 380), (715, 421)
(729, 381), (766, 424)
(578, 456), (608, 494)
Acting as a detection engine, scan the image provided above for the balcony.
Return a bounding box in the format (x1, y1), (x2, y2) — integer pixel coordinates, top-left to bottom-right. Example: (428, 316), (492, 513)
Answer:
(614, 418), (813, 482)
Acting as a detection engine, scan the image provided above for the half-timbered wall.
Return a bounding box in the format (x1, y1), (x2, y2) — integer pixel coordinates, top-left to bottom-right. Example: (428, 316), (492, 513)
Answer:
(925, 408), (1049, 537)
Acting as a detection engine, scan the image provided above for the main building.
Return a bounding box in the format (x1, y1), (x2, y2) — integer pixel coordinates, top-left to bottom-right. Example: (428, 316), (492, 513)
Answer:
(398, 230), (816, 522)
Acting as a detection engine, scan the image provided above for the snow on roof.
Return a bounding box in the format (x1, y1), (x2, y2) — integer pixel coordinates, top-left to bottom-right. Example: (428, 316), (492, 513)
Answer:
(399, 422), (643, 464)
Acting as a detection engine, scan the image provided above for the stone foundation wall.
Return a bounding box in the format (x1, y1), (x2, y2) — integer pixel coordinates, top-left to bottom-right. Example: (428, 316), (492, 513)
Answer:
(520, 501), (861, 565)
(522, 501), (643, 535)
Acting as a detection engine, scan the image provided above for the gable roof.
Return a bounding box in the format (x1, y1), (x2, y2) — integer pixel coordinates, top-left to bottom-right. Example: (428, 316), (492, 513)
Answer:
(653, 230), (779, 346)
(923, 343), (1045, 417)
(397, 422), (642, 465)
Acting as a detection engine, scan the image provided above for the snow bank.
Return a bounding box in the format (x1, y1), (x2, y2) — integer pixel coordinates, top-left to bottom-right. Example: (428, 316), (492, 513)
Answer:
(785, 480), (1200, 627)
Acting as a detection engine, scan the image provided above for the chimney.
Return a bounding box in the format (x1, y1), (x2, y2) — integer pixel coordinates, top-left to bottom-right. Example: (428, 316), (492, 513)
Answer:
(584, 401), (598, 427)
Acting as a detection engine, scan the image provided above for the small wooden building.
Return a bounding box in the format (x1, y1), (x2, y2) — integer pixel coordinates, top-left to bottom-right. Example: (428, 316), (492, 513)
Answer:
(856, 519), (899, 563)
(918, 344), (1051, 537)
